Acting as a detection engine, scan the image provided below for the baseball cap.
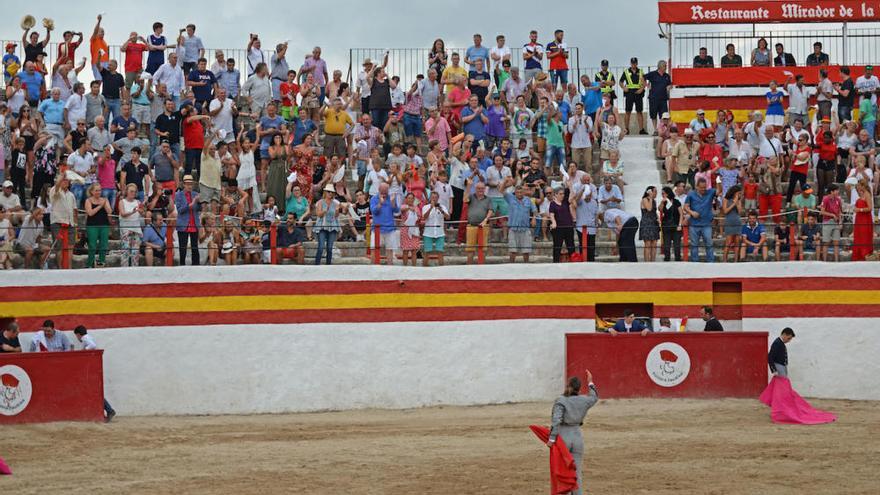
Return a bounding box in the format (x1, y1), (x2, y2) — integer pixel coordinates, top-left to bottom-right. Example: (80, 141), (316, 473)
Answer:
(630, 57), (638, 64)
(803, 185), (814, 194)
(601, 59), (609, 66)
(696, 109), (705, 115)
(683, 128), (695, 136)
(2, 180), (13, 188)
(661, 112), (671, 119)
(867, 65), (874, 70)
(5, 42), (16, 50)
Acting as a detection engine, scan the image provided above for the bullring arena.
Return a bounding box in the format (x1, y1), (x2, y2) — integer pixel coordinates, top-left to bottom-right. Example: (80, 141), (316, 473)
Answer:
(2, 264), (879, 494)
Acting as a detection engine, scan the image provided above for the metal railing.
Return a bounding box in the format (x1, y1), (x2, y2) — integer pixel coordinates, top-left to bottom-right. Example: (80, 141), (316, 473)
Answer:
(672, 27), (880, 68)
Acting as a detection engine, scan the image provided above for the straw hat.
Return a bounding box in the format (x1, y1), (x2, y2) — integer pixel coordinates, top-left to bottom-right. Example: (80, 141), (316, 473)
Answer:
(323, 183), (335, 193)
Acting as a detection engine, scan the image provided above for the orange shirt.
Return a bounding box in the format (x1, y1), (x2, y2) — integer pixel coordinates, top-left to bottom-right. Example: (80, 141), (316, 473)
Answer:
(90, 37), (109, 65)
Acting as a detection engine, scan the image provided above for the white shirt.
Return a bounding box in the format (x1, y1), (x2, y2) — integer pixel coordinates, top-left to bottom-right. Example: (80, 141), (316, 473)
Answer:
(485, 166), (512, 198)
(744, 122), (764, 149)
(366, 168), (388, 196)
(567, 115), (593, 149)
(64, 93), (87, 127)
(67, 151), (95, 176)
(433, 181), (453, 211)
(153, 62), (185, 96)
(79, 334), (98, 350)
(785, 83), (813, 114)
(449, 158), (467, 190)
(209, 98), (234, 136)
(489, 46), (511, 71)
(421, 203), (449, 238)
(357, 70), (371, 98)
(758, 136), (784, 159)
(817, 78), (834, 102)
(855, 75), (880, 104)
(242, 74), (272, 108)
(728, 139), (753, 164)
(247, 46), (265, 77)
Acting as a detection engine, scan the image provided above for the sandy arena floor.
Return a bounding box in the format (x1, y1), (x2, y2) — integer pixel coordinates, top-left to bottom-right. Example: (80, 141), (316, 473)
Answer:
(2, 398), (878, 494)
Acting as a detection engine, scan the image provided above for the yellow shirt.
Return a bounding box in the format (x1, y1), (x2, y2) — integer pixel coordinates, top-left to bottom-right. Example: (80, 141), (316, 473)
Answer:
(323, 107), (353, 136)
(442, 66), (468, 93)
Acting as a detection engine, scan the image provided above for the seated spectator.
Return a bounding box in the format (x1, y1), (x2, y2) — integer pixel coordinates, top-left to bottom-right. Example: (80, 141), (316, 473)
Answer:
(598, 176), (623, 211)
(692, 47), (714, 68)
(773, 43), (796, 67)
(798, 213), (821, 257)
(739, 211), (768, 261)
(689, 109), (711, 134)
(14, 207), (49, 268)
(0, 321), (21, 352)
(141, 210), (168, 266)
(608, 309), (650, 336)
(751, 38), (771, 67)
(602, 150), (625, 192)
(720, 44), (742, 67)
(774, 222), (794, 261)
(28, 320), (73, 352)
(805, 42), (829, 66)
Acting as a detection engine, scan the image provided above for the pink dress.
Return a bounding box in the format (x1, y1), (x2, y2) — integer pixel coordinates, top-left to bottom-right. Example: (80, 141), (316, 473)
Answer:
(407, 175), (427, 206)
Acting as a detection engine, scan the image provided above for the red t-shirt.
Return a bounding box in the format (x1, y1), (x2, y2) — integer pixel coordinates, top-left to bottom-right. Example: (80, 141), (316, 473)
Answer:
(123, 43), (147, 73)
(57, 41), (81, 63)
(447, 87), (471, 118)
(279, 82), (299, 108)
(546, 41), (568, 70)
(743, 181), (758, 200)
(791, 144), (811, 175)
(817, 141), (837, 161)
(182, 118), (205, 150)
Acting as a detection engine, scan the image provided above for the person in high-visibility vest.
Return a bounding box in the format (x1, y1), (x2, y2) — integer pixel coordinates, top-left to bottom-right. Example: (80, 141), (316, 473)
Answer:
(619, 56), (647, 135)
(594, 59), (616, 102)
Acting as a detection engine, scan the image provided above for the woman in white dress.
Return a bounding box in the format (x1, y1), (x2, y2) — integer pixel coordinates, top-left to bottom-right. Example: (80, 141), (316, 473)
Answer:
(236, 135), (261, 214)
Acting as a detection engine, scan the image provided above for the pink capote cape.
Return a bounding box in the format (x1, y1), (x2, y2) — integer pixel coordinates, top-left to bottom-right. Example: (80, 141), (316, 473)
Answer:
(759, 376), (837, 425)
(530, 425), (579, 494)
(0, 455), (11, 475)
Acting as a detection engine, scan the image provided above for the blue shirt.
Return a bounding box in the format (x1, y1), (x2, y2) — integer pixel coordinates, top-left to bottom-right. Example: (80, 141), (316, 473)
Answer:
(259, 116), (285, 147)
(645, 70), (672, 101)
(505, 192), (537, 229)
(741, 223), (766, 243)
(581, 83), (602, 116)
(465, 45), (489, 70)
(461, 168), (485, 195)
(478, 157), (493, 173)
(143, 223), (167, 245)
(188, 69), (216, 102)
(146, 34), (166, 69)
(766, 91), (785, 116)
(685, 189), (716, 227)
(112, 115), (139, 140)
(369, 195), (400, 233)
(291, 118), (317, 146)
(38, 98), (65, 124)
(556, 101), (571, 123)
(461, 107), (486, 141)
(217, 69), (241, 98)
(18, 70), (43, 102)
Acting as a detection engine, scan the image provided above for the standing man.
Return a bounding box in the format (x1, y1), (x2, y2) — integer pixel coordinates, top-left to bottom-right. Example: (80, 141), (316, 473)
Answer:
(700, 306), (724, 331)
(595, 60), (617, 106)
(301, 47), (329, 105)
(620, 57), (647, 135)
(546, 30), (569, 91)
(22, 20), (51, 64)
(73, 325), (117, 422)
(644, 60), (672, 135)
(784, 73), (812, 127)
(180, 24), (205, 76)
(567, 103), (593, 171)
(121, 31), (148, 90)
(816, 69), (834, 120)
(768, 328), (795, 377)
(489, 35), (511, 87)
(269, 43), (289, 103)
(186, 57), (217, 109)
(683, 177), (716, 262)
(522, 30), (544, 84)
(174, 175), (201, 265)
(465, 34), (489, 71)
(835, 66), (855, 122)
(369, 183), (400, 266)
(216, 58), (241, 101)
(145, 22), (171, 75)
(153, 52), (185, 109)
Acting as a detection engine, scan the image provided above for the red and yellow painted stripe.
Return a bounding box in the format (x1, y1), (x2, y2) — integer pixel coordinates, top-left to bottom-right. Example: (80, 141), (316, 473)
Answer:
(2, 278), (879, 331)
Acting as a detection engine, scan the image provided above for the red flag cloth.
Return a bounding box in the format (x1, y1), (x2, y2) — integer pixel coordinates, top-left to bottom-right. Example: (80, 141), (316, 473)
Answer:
(529, 425), (579, 494)
(0, 455), (11, 475)
(759, 376), (837, 425)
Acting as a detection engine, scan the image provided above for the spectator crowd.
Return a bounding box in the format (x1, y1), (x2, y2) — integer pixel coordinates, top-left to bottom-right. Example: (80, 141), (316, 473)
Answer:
(0, 16), (876, 269)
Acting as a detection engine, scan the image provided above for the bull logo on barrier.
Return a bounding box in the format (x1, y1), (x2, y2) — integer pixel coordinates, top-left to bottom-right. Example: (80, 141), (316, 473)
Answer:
(0, 365), (33, 416)
(645, 343), (691, 388)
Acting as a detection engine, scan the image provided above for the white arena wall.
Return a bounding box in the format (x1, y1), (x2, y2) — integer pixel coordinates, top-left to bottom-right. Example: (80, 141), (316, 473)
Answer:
(2, 263), (879, 416)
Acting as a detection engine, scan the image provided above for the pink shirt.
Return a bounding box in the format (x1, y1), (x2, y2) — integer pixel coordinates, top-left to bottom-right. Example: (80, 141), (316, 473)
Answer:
(97, 158), (117, 189)
(425, 117), (451, 150)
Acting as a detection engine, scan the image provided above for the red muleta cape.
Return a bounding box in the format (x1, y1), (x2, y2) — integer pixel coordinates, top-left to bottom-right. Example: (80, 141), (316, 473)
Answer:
(529, 425), (578, 494)
(759, 376), (837, 425)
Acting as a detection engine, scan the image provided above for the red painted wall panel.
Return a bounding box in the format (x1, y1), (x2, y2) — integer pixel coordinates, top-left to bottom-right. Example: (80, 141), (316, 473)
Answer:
(0, 351), (105, 424)
(565, 333), (767, 398)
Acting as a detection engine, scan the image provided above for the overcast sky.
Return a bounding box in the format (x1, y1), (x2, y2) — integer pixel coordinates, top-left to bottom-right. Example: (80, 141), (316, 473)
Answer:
(2, 0), (669, 72)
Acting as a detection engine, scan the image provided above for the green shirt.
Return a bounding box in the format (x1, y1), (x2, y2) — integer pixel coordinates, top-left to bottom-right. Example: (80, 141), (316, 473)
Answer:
(793, 193), (817, 211)
(546, 119), (565, 147)
(860, 98), (875, 123)
(497, 70), (511, 92)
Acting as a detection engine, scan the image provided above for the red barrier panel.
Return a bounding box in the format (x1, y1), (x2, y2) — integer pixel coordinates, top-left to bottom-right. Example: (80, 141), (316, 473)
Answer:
(270, 223), (278, 265)
(59, 224), (71, 269)
(565, 332), (768, 398)
(671, 66), (867, 87)
(0, 350), (105, 424)
(165, 219), (175, 266)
